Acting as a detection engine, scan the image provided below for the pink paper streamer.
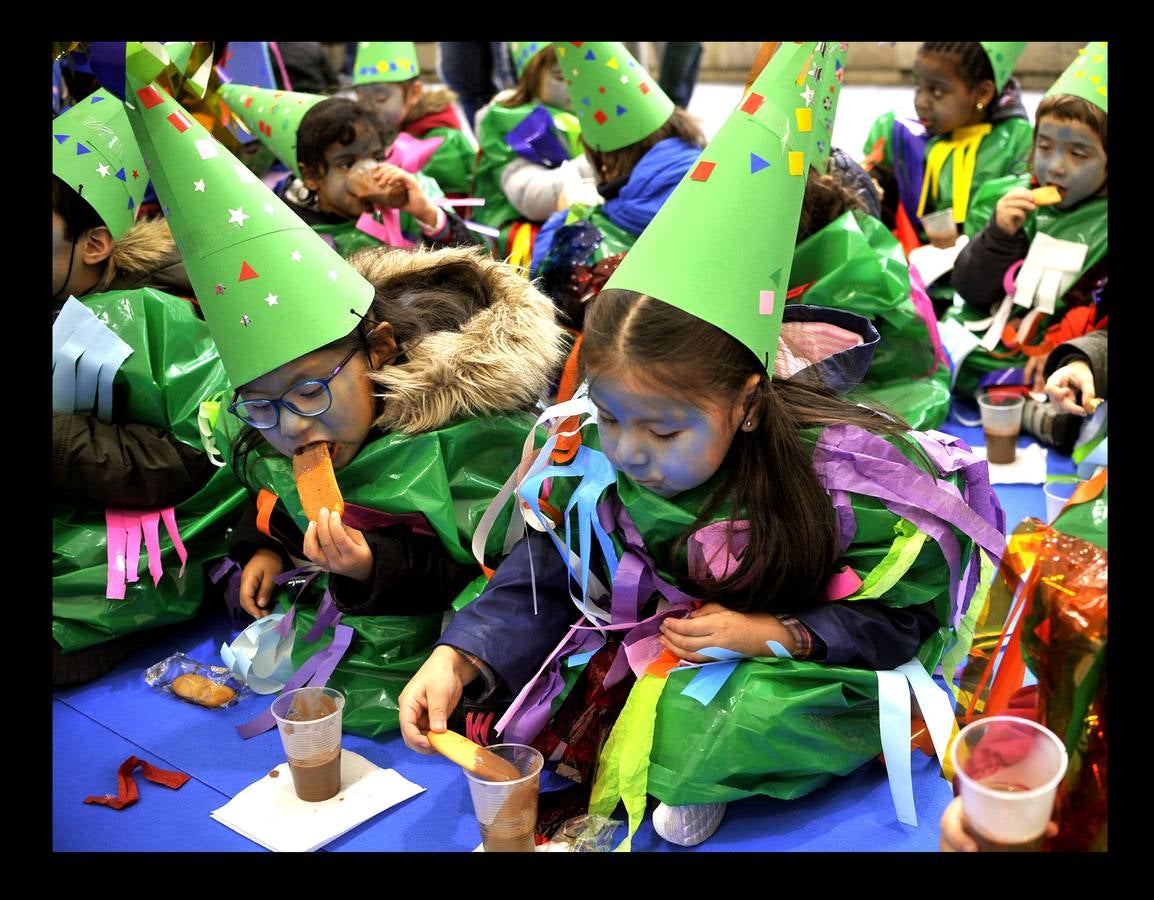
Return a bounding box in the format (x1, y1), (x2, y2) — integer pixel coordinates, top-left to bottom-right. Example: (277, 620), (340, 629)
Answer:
(387, 132), (445, 173)
(121, 513), (143, 584)
(141, 511), (164, 586)
(105, 512), (128, 600)
(160, 507), (188, 577)
(908, 263), (949, 373)
(825, 565), (863, 601)
(688, 520), (750, 583)
(267, 42), (292, 92)
(355, 210), (414, 249)
(103, 507), (188, 598)
(433, 196), (485, 206)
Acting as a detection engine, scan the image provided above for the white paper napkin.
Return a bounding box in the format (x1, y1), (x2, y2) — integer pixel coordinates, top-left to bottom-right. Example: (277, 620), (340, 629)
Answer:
(972, 441), (1048, 484)
(211, 750), (424, 852)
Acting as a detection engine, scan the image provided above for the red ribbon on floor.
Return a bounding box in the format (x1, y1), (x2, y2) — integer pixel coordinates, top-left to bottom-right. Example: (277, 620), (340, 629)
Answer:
(84, 755), (191, 810)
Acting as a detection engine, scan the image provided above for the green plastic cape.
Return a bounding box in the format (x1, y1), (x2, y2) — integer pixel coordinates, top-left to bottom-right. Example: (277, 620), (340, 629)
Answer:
(472, 102), (582, 233)
(417, 126), (476, 198)
(53, 288), (248, 652)
(790, 210), (952, 429)
(949, 173), (1108, 396)
(577, 428), (966, 807)
(217, 410), (537, 736)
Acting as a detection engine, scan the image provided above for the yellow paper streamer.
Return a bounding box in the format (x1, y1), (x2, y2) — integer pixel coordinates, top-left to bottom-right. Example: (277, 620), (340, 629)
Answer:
(917, 123), (992, 223)
(845, 518), (928, 601)
(588, 673), (667, 852)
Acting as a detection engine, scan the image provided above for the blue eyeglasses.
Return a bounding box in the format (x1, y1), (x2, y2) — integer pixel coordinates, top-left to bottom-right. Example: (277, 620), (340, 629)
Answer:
(229, 346), (359, 429)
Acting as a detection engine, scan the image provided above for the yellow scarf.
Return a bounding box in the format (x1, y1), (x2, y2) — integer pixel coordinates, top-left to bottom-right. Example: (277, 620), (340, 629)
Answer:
(917, 123), (993, 224)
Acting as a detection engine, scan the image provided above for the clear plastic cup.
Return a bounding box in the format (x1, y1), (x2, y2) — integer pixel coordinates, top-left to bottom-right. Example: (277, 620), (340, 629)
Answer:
(347, 158), (406, 207)
(977, 391), (1025, 465)
(951, 716), (1068, 851)
(1044, 478), (1086, 523)
(463, 743), (543, 852)
(920, 207), (959, 248)
(270, 686), (345, 802)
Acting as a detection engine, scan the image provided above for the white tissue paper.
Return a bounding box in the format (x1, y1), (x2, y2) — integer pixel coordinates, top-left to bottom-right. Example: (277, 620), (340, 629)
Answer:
(210, 751), (425, 852)
(973, 441), (1048, 484)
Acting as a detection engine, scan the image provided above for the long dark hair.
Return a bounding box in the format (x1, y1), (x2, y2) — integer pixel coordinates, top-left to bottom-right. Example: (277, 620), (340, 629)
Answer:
(581, 289), (911, 613)
(228, 248), (492, 491)
(499, 49), (556, 108)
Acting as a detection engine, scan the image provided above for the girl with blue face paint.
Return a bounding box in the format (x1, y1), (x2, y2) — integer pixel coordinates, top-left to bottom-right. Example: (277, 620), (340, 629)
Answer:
(950, 42), (1108, 454)
(398, 287), (1004, 846)
(398, 42), (1005, 848)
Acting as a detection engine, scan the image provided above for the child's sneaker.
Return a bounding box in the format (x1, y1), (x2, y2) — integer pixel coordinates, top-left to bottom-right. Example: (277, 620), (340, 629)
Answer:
(651, 801), (727, 846)
(1020, 397), (1082, 456)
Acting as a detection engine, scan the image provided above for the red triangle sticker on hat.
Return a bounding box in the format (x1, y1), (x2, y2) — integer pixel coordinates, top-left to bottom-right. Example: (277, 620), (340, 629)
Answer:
(238, 261), (259, 281)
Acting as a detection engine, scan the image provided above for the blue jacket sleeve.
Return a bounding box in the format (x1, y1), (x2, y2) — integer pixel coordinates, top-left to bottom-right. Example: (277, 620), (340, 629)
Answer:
(436, 530), (578, 692)
(794, 599), (941, 670)
(529, 208), (567, 277)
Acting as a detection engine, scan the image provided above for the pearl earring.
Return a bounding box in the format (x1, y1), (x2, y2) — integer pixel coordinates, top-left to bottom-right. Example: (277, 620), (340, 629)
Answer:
(976, 102), (984, 110)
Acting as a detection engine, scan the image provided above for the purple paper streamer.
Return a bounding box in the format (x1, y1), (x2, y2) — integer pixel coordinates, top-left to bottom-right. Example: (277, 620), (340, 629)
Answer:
(235, 624), (354, 739)
(813, 424), (1006, 625)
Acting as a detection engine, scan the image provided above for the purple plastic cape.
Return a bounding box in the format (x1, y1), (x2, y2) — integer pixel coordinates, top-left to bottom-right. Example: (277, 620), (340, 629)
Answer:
(504, 104), (572, 168)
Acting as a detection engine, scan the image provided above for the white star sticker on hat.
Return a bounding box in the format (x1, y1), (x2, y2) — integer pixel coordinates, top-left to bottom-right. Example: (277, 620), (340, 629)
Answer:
(96, 163), (111, 177)
(228, 207), (250, 226)
(801, 85), (815, 107)
(263, 203), (275, 214)
(265, 293), (279, 306)
(328, 270), (338, 281)
(291, 250), (302, 262)
(193, 179), (206, 192)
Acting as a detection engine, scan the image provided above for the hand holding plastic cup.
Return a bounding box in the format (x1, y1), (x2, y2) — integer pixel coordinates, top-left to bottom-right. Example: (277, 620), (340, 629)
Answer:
(978, 391), (1025, 465)
(921, 207), (959, 248)
(1043, 477), (1086, 523)
(463, 743), (543, 852)
(270, 686), (345, 802)
(347, 158), (407, 208)
(951, 716), (1068, 851)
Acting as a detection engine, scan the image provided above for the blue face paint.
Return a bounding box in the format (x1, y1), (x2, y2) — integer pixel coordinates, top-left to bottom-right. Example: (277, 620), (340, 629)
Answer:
(587, 371), (741, 498)
(1033, 117), (1107, 209)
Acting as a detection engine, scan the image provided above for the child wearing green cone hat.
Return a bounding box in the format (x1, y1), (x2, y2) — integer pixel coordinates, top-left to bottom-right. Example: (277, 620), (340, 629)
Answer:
(470, 42), (597, 268)
(352, 41), (476, 198)
(52, 88), (247, 685)
(399, 43), (1005, 847)
(530, 41), (706, 328)
(948, 42), (1107, 455)
(218, 84), (474, 257)
(742, 42), (952, 430)
(862, 42), (1034, 278)
(114, 45), (569, 736)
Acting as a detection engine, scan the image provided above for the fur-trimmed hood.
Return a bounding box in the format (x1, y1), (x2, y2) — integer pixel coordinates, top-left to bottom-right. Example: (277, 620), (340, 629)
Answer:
(351, 245), (568, 435)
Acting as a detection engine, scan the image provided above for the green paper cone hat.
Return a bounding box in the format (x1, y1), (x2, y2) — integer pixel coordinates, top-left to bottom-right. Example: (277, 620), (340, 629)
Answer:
(603, 42), (828, 373)
(52, 88), (149, 239)
(120, 70), (373, 388)
(509, 41), (553, 79)
(812, 41), (848, 170)
(1046, 42), (1107, 113)
(219, 82), (326, 178)
(980, 42), (1028, 92)
(353, 42), (420, 85)
(555, 41), (675, 152)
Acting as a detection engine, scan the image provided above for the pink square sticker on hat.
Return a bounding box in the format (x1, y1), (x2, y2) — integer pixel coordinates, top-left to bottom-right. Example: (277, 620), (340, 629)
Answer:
(759, 290), (775, 315)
